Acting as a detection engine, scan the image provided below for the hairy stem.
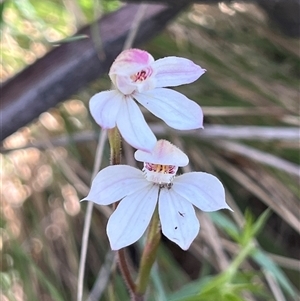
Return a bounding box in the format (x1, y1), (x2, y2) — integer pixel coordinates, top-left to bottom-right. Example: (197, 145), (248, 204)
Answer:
(118, 249), (136, 295)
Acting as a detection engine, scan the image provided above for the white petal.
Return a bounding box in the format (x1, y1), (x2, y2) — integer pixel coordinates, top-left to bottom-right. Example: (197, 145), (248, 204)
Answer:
(82, 165), (147, 205)
(116, 97), (157, 151)
(107, 185), (159, 250)
(115, 73), (156, 95)
(134, 139), (189, 166)
(152, 57), (206, 88)
(89, 90), (123, 128)
(134, 88), (203, 130)
(115, 75), (136, 95)
(158, 189), (199, 250)
(173, 172), (232, 212)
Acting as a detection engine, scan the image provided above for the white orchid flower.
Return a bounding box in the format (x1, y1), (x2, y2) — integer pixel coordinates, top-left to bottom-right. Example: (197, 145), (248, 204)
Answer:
(82, 140), (231, 251)
(89, 49), (206, 151)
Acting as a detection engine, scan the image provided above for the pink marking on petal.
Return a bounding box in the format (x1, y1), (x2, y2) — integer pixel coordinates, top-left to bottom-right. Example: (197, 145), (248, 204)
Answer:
(120, 49), (153, 65)
(109, 49), (155, 92)
(110, 49), (154, 75)
(144, 162), (177, 175)
(130, 67), (153, 83)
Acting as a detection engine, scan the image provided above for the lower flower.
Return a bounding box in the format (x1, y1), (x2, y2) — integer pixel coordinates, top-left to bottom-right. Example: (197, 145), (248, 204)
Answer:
(82, 140), (231, 250)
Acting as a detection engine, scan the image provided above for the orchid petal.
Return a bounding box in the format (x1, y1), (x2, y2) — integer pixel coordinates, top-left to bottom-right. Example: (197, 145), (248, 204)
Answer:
(159, 189), (199, 250)
(115, 75), (136, 95)
(152, 57), (206, 88)
(109, 49), (154, 77)
(135, 140), (189, 166)
(109, 49), (154, 92)
(173, 172), (232, 212)
(134, 88), (203, 130)
(116, 97), (157, 151)
(89, 90), (123, 128)
(82, 165), (147, 205)
(107, 185), (158, 250)
(110, 49), (156, 94)
(114, 73), (156, 95)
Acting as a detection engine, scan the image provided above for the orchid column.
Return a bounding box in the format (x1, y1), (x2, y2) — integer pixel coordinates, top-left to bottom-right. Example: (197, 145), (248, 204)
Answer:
(83, 49), (231, 300)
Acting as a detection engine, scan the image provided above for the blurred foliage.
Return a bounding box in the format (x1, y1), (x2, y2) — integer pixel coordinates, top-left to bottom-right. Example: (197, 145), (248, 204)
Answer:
(0, 0), (120, 80)
(168, 210), (270, 301)
(1, 1), (299, 301)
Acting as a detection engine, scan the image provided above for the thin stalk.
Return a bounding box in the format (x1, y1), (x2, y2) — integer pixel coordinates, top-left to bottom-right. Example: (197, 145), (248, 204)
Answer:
(135, 205), (161, 297)
(77, 129), (107, 301)
(118, 249), (136, 294)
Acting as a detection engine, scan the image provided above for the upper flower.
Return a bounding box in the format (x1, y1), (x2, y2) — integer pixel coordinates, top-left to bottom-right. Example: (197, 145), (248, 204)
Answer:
(82, 140), (231, 251)
(90, 49), (206, 152)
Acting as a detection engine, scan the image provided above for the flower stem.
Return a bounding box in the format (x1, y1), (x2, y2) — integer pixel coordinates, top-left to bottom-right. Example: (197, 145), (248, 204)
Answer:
(135, 205), (161, 297)
(118, 248), (136, 294)
(108, 127), (122, 165)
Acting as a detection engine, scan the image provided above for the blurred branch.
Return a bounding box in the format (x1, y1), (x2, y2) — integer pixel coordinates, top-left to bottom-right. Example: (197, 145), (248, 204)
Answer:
(121, 0), (253, 4)
(152, 124), (300, 141)
(216, 140), (300, 176)
(2, 125), (298, 153)
(203, 106), (286, 117)
(202, 107), (299, 126)
(0, 2), (189, 141)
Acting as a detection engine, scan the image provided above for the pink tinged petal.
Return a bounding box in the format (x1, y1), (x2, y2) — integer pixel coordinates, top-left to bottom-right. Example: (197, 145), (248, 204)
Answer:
(158, 189), (199, 250)
(109, 49), (154, 89)
(107, 185), (159, 250)
(110, 50), (156, 94)
(116, 97), (157, 151)
(152, 57), (206, 88)
(173, 172), (232, 212)
(134, 88), (203, 130)
(135, 139), (189, 166)
(109, 49), (154, 78)
(89, 90), (123, 129)
(81, 165), (147, 205)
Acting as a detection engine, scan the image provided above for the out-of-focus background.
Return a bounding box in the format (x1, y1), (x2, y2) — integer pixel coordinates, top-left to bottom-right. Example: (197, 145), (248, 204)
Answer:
(1, 1), (299, 301)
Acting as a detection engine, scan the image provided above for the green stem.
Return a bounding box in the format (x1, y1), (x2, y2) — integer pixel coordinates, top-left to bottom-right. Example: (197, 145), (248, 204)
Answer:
(135, 205), (161, 297)
(226, 241), (255, 279)
(108, 127), (122, 165)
